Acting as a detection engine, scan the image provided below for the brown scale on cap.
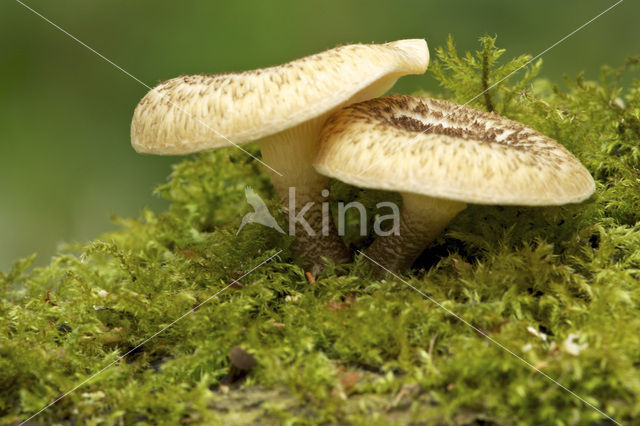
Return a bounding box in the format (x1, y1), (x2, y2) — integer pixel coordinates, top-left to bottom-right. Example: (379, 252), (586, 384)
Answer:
(314, 95), (595, 273)
(360, 96), (546, 150)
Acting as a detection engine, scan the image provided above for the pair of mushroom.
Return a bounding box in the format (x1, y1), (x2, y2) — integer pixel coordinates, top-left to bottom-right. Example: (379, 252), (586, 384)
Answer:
(131, 40), (594, 275)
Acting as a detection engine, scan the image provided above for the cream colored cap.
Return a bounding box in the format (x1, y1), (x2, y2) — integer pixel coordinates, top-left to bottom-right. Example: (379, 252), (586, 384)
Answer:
(131, 40), (429, 155)
(314, 95), (595, 205)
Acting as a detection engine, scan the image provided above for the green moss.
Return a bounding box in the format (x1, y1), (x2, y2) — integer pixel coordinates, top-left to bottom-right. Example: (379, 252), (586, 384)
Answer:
(2, 36), (640, 425)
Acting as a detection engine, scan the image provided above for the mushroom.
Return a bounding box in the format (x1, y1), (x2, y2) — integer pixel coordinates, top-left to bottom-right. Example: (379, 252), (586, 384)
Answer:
(131, 40), (429, 274)
(313, 95), (595, 273)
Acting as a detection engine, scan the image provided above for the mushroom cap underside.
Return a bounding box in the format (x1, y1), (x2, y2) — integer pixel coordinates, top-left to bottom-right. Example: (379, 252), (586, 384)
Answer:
(131, 39), (429, 155)
(314, 95), (595, 206)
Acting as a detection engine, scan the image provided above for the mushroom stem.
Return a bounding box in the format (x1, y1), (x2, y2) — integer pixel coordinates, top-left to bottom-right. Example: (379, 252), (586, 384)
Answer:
(259, 118), (351, 275)
(365, 193), (466, 274)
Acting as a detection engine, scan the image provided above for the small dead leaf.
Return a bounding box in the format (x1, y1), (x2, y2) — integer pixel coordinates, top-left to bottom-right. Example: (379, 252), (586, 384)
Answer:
(340, 371), (360, 392)
(229, 346), (257, 371)
(305, 271), (316, 284)
(452, 258), (472, 271)
(181, 249), (196, 259)
(327, 294), (357, 311)
(229, 279), (243, 289)
(332, 370), (361, 400)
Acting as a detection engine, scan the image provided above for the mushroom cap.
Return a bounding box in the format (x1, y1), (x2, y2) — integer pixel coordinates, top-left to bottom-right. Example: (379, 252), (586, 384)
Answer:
(131, 40), (429, 155)
(314, 95), (595, 206)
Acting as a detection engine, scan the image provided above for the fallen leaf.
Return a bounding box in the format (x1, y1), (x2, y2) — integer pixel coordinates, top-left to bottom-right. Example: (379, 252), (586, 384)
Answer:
(327, 294), (357, 311)
(452, 258), (472, 271)
(305, 271), (316, 284)
(340, 371), (360, 392)
(229, 346), (257, 371)
(229, 279), (243, 289)
(181, 249), (196, 259)
(327, 300), (348, 311)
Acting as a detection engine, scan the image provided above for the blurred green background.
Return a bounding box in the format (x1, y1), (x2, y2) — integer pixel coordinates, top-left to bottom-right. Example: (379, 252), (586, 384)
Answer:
(0, 0), (637, 271)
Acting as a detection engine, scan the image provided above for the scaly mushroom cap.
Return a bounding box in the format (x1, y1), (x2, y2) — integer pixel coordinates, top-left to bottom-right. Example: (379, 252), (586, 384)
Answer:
(131, 40), (429, 155)
(314, 95), (595, 206)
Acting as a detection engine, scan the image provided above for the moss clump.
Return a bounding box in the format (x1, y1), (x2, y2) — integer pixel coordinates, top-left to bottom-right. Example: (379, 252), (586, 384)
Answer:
(2, 36), (640, 425)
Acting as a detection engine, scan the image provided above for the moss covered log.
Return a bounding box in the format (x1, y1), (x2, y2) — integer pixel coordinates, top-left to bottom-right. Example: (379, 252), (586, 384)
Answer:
(2, 37), (640, 425)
